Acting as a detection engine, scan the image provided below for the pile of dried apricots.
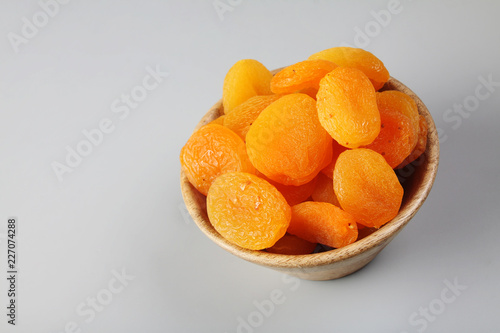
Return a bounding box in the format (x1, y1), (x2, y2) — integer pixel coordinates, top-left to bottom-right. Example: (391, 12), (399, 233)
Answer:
(180, 47), (428, 254)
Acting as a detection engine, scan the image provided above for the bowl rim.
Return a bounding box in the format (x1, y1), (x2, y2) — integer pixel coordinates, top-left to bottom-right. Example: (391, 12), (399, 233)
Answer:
(180, 76), (439, 270)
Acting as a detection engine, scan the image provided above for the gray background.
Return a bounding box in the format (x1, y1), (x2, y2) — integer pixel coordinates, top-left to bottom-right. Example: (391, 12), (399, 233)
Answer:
(1, 1), (499, 332)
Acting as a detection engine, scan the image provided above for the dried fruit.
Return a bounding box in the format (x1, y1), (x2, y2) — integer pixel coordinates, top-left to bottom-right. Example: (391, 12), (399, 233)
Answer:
(207, 172), (291, 250)
(317, 67), (380, 148)
(308, 47), (390, 90)
(376, 90), (420, 146)
(266, 233), (317, 255)
(261, 173), (318, 206)
(311, 172), (340, 207)
(222, 59), (273, 114)
(397, 115), (428, 168)
(180, 124), (255, 195)
(363, 108), (416, 168)
(288, 201), (358, 249)
(333, 149), (403, 228)
(246, 93), (333, 186)
(223, 95), (281, 140)
(320, 140), (349, 179)
(270, 60), (338, 95)
(208, 115), (225, 126)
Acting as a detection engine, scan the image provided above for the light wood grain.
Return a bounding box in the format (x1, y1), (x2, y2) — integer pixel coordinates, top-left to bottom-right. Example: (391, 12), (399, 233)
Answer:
(180, 77), (439, 280)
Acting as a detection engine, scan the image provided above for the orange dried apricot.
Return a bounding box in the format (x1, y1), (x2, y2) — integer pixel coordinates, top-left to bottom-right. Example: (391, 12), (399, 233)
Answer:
(363, 109), (417, 168)
(270, 60), (338, 95)
(377, 90), (420, 145)
(222, 59), (273, 114)
(288, 201), (358, 249)
(207, 172), (291, 250)
(208, 115), (225, 126)
(298, 86), (319, 100)
(223, 95), (281, 140)
(317, 67), (380, 148)
(260, 172), (318, 206)
(333, 149), (403, 228)
(266, 233), (317, 255)
(180, 124), (255, 196)
(397, 115), (428, 168)
(246, 93), (333, 186)
(320, 140), (349, 179)
(308, 47), (390, 90)
(311, 172), (340, 207)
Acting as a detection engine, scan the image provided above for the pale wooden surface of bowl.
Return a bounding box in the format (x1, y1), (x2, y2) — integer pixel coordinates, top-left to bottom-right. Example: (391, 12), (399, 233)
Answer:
(180, 77), (439, 280)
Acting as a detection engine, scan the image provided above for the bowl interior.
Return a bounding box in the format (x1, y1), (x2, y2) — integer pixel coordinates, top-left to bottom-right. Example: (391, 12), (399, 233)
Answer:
(180, 76), (439, 279)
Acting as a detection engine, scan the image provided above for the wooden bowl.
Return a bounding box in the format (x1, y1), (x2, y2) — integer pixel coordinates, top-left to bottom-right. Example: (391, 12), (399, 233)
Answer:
(180, 77), (439, 281)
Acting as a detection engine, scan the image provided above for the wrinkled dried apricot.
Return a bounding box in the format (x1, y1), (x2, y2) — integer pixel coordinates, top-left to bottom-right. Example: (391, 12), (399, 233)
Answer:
(288, 201), (358, 248)
(266, 233), (317, 255)
(207, 172), (291, 250)
(317, 67), (380, 148)
(333, 149), (403, 228)
(311, 172), (340, 207)
(222, 59), (273, 114)
(180, 124), (255, 195)
(260, 172), (318, 206)
(270, 60), (338, 95)
(246, 93), (333, 186)
(397, 115), (428, 168)
(223, 95), (281, 140)
(363, 109), (416, 168)
(377, 90), (420, 146)
(308, 47), (390, 90)
(320, 140), (349, 179)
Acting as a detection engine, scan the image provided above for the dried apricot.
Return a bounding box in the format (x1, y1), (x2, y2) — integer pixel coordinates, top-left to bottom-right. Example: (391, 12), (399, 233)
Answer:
(311, 172), (340, 207)
(363, 109), (416, 168)
(377, 90), (420, 145)
(397, 115), (428, 168)
(223, 95), (281, 140)
(207, 172), (291, 250)
(270, 60), (338, 95)
(298, 86), (319, 100)
(180, 124), (255, 196)
(317, 67), (380, 148)
(266, 233), (317, 255)
(308, 47), (390, 90)
(288, 201), (358, 249)
(222, 59), (273, 114)
(246, 93), (333, 186)
(320, 140), (349, 179)
(257, 171), (317, 206)
(208, 115), (225, 126)
(333, 149), (403, 228)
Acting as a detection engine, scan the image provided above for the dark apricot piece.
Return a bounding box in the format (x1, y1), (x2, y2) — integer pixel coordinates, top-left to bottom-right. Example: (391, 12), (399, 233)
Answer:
(396, 115), (428, 168)
(261, 173), (318, 206)
(266, 233), (317, 255)
(311, 173), (340, 207)
(320, 140), (349, 179)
